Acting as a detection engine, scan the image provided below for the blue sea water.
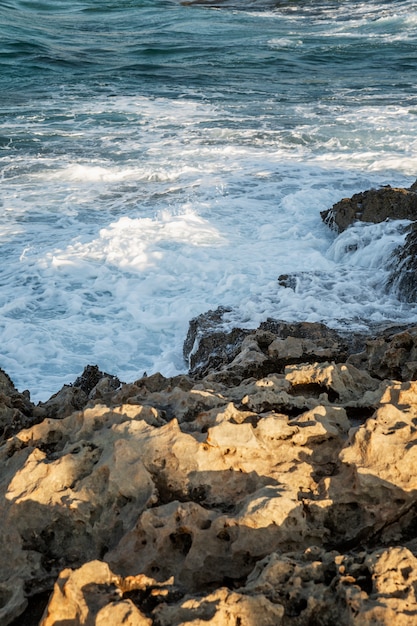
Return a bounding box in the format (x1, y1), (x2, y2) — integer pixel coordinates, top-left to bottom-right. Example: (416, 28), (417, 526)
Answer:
(1, 0), (417, 400)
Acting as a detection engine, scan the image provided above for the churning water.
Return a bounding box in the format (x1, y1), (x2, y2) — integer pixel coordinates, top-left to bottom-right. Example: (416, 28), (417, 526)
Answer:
(1, 0), (417, 399)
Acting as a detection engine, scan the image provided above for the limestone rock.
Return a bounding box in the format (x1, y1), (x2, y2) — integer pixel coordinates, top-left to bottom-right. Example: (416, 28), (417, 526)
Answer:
(341, 380), (417, 495)
(0, 404), (158, 605)
(39, 547), (417, 625)
(5, 319), (417, 624)
(347, 325), (417, 381)
(358, 547), (417, 624)
(284, 361), (381, 405)
(312, 380), (417, 549)
(242, 546), (417, 626)
(0, 577), (27, 626)
(320, 184), (417, 233)
(105, 399), (361, 589)
(153, 586), (284, 626)
(35, 364), (122, 420)
(34, 384), (89, 420)
(40, 561), (152, 626)
(268, 334), (341, 363)
(41, 560), (284, 626)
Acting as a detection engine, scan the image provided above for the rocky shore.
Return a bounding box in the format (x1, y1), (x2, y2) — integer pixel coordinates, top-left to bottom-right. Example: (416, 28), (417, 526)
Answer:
(3, 181), (417, 625)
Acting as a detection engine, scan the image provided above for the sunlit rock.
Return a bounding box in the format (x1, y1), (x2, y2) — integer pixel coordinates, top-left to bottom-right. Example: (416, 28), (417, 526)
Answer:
(321, 184), (417, 233)
(3, 317), (417, 623)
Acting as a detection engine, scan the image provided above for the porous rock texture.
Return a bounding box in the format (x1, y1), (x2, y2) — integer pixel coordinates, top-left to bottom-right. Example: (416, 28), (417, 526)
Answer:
(3, 322), (417, 624)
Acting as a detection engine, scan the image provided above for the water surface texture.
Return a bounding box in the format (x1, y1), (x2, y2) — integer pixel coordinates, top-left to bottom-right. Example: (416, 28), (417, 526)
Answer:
(1, 0), (417, 399)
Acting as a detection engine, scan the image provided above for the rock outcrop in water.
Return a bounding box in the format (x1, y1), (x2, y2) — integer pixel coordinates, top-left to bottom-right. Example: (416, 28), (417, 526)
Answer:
(386, 221), (417, 303)
(4, 322), (417, 624)
(320, 182), (417, 233)
(320, 179), (417, 303)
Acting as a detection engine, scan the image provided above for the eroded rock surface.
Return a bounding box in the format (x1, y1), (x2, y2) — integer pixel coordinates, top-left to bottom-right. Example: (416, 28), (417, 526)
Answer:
(347, 325), (417, 381)
(184, 317), (365, 385)
(35, 364), (122, 420)
(183, 306), (252, 377)
(3, 325), (417, 624)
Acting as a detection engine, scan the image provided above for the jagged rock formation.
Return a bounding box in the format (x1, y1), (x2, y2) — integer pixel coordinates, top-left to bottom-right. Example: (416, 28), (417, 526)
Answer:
(184, 315), (364, 383)
(387, 221), (417, 302)
(183, 305), (252, 376)
(0, 369), (35, 442)
(0, 365), (121, 447)
(320, 183), (417, 233)
(4, 323), (417, 624)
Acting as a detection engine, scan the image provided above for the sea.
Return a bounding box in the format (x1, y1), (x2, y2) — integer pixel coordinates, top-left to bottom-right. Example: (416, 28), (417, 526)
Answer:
(1, 0), (417, 402)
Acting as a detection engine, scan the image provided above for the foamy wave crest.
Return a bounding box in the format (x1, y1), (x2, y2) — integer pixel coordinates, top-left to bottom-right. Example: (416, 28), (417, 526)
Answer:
(49, 212), (227, 272)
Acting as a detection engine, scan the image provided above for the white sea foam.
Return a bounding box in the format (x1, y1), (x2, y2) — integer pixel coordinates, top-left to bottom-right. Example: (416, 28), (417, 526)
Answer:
(267, 38), (303, 49)
(1, 0), (417, 401)
(2, 155), (415, 404)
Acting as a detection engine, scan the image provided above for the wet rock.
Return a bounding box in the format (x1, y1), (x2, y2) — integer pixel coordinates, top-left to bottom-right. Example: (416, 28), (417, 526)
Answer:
(183, 306), (252, 377)
(73, 364), (121, 397)
(388, 221), (417, 302)
(321, 183), (417, 233)
(184, 317), (361, 385)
